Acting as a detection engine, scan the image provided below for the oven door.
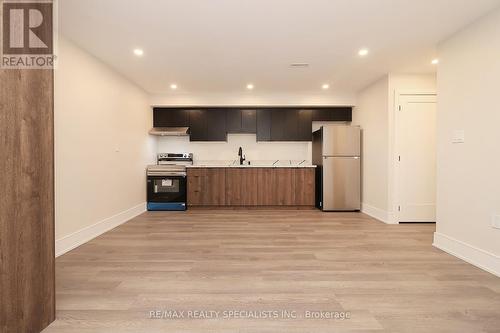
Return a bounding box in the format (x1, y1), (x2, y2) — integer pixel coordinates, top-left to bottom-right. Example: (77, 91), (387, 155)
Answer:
(147, 175), (186, 210)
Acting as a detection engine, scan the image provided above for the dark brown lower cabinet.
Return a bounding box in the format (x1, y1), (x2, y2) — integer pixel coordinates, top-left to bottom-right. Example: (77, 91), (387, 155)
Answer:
(226, 168), (258, 205)
(295, 168), (316, 206)
(203, 169), (226, 205)
(275, 168), (296, 205)
(187, 168), (204, 205)
(257, 168), (307, 205)
(187, 168), (225, 205)
(188, 168), (315, 207)
(256, 168), (276, 205)
(225, 169), (242, 205)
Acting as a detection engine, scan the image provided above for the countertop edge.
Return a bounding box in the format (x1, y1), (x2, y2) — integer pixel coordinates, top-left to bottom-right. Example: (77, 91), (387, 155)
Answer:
(186, 165), (317, 168)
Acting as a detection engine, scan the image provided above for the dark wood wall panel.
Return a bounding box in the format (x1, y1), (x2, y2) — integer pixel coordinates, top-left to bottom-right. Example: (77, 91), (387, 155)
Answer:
(0, 69), (55, 333)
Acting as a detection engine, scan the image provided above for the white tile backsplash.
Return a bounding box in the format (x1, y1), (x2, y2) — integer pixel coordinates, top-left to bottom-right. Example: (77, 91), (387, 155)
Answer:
(157, 134), (312, 163)
(156, 121), (346, 163)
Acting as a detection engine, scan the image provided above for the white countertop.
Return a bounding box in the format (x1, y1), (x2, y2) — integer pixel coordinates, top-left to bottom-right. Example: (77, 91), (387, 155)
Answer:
(186, 160), (316, 168)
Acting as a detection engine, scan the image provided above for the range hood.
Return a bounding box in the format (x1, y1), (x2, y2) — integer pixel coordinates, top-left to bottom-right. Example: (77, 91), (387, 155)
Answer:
(149, 127), (190, 136)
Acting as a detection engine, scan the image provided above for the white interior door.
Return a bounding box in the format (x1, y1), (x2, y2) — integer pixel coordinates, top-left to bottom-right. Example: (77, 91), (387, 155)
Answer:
(397, 94), (437, 222)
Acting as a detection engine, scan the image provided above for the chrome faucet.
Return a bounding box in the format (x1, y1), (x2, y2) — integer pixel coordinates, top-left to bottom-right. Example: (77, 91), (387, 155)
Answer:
(238, 147), (246, 165)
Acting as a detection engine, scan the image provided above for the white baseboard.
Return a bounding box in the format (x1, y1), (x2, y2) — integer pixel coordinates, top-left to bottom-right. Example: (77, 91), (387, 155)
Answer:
(361, 203), (398, 224)
(433, 232), (500, 277)
(55, 202), (146, 257)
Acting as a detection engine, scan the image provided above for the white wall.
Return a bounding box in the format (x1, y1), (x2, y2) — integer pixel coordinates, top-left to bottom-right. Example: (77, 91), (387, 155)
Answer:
(353, 76), (390, 221)
(54, 36), (155, 255)
(433, 8), (500, 276)
(353, 74), (436, 223)
(158, 134), (309, 162)
(150, 92), (356, 107)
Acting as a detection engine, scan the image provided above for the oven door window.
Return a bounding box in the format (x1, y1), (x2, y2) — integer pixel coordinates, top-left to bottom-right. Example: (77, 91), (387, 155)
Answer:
(154, 178), (180, 193)
(148, 176), (187, 203)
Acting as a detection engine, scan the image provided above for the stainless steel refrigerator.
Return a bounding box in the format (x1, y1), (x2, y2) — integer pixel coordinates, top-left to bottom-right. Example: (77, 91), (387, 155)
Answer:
(312, 125), (361, 211)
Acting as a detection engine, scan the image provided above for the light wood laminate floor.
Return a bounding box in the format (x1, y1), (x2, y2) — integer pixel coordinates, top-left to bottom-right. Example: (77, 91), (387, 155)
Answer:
(43, 210), (500, 333)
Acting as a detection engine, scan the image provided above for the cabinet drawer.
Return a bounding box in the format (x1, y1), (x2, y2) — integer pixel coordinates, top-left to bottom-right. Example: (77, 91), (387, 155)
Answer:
(187, 168), (226, 206)
(187, 169), (204, 205)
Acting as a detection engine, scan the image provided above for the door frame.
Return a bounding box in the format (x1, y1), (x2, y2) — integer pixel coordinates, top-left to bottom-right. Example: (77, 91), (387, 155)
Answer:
(390, 90), (437, 224)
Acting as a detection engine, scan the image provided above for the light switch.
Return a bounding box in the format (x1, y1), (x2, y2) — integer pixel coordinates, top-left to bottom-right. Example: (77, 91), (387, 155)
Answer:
(452, 130), (465, 144)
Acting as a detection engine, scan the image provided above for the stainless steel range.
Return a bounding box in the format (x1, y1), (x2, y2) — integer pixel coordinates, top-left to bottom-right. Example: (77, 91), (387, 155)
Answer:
(146, 153), (193, 211)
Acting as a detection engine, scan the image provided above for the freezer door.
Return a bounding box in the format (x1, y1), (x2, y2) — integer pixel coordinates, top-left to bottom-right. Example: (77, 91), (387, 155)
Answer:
(322, 156), (360, 211)
(322, 126), (360, 156)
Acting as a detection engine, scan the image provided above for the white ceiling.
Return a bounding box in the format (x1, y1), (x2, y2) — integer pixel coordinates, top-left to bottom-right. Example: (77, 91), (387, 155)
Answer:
(59, 0), (500, 95)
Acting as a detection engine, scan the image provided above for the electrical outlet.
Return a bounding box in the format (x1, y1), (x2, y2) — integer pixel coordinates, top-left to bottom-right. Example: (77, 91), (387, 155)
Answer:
(491, 215), (500, 229)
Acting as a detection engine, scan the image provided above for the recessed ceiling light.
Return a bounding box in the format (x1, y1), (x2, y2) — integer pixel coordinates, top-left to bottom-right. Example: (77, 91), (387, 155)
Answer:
(133, 49), (144, 56)
(358, 48), (369, 57)
(290, 63), (310, 68)
(246, 83), (254, 90)
(322, 84), (330, 90)
(170, 84), (178, 90)
(431, 58), (439, 65)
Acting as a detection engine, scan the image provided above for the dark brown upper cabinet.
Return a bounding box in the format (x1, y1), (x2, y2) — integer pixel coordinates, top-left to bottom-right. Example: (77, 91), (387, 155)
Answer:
(297, 109), (313, 141)
(226, 109), (257, 133)
(241, 109), (257, 133)
(226, 109), (241, 133)
(271, 109), (299, 141)
(256, 107), (351, 142)
(256, 109), (271, 141)
(311, 107), (352, 122)
(269, 109), (310, 142)
(205, 109), (227, 141)
(153, 107), (351, 142)
(187, 109), (205, 141)
(153, 108), (190, 127)
(270, 109), (286, 141)
(188, 109), (227, 142)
